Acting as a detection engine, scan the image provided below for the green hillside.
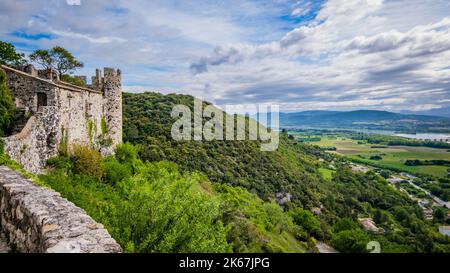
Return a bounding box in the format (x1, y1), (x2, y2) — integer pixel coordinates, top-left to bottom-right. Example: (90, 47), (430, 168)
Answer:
(123, 92), (327, 209)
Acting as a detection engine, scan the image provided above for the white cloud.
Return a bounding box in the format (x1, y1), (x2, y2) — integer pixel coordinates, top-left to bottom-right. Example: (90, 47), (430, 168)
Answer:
(66, 0), (81, 6)
(291, 1), (312, 17)
(408, 104), (442, 111)
(50, 29), (127, 44)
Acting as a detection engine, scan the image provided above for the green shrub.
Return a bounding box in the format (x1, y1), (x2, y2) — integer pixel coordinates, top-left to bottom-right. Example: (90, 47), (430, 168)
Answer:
(370, 155), (383, 161)
(70, 145), (105, 180)
(42, 161), (231, 253)
(332, 218), (360, 233)
(115, 142), (139, 164)
(104, 157), (132, 186)
(331, 229), (370, 253)
(215, 184), (307, 252)
(0, 69), (15, 136)
(289, 208), (323, 239)
(47, 155), (72, 172)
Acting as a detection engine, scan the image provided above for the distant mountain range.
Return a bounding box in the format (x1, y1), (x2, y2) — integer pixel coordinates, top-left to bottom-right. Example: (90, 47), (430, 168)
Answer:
(400, 106), (450, 118)
(261, 110), (450, 133)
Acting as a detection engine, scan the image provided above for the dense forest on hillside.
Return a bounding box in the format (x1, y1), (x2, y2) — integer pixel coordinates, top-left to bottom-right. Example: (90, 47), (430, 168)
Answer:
(123, 92), (327, 209)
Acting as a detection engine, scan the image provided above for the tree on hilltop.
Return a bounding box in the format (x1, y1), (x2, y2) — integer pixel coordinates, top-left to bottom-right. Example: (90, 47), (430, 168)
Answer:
(30, 46), (83, 75)
(51, 46), (84, 75)
(29, 49), (54, 71)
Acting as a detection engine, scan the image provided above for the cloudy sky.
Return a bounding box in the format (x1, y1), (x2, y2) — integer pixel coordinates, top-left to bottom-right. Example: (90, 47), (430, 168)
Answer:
(1, 0), (450, 112)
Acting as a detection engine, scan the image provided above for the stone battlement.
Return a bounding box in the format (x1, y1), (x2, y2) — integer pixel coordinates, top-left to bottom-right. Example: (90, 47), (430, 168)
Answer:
(1, 65), (102, 94)
(89, 67), (121, 92)
(5, 64), (122, 94)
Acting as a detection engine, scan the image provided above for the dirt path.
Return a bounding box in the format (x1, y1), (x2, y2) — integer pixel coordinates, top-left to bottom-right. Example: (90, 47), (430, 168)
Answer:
(316, 242), (339, 253)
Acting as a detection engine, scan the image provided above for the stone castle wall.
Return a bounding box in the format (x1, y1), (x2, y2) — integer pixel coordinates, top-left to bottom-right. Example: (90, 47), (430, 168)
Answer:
(0, 166), (122, 253)
(4, 68), (58, 113)
(102, 68), (123, 149)
(4, 107), (60, 174)
(1, 65), (122, 173)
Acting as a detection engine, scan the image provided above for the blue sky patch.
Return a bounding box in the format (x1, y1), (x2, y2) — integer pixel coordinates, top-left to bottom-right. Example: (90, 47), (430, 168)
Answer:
(10, 30), (55, 40)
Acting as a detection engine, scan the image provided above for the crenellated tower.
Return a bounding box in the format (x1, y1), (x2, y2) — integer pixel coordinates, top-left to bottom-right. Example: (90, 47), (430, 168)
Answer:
(102, 68), (123, 148)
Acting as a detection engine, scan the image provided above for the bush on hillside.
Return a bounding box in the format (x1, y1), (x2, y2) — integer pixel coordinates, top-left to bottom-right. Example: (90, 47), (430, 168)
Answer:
(104, 157), (132, 186)
(47, 155), (72, 173)
(70, 145), (105, 180)
(331, 229), (370, 253)
(42, 160), (232, 253)
(115, 142), (140, 164)
(289, 208), (323, 239)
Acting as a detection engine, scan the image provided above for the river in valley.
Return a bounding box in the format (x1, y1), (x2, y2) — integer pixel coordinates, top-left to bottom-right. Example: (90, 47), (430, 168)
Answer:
(394, 133), (450, 142)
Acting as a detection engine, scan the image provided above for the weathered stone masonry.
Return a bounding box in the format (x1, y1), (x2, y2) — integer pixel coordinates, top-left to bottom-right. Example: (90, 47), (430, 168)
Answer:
(0, 166), (121, 253)
(0, 65), (123, 253)
(1, 64), (123, 174)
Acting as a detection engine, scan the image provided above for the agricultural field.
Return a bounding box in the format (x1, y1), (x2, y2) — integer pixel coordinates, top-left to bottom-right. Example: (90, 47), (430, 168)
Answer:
(300, 135), (450, 178)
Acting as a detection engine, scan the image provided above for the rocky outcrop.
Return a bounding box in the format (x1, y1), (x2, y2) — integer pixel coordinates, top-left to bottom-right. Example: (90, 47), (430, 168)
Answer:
(0, 166), (122, 253)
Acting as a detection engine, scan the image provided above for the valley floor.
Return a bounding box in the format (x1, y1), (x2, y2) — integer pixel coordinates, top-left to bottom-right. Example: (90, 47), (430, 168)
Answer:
(301, 135), (450, 178)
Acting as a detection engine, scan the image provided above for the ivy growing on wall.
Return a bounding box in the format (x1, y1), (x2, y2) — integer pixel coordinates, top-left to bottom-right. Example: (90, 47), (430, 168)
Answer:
(100, 116), (112, 147)
(59, 125), (68, 156)
(87, 119), (97, 147)
(101, 116), (108, 137)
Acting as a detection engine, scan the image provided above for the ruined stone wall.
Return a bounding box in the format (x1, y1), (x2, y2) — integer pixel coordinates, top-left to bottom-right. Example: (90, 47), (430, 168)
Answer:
(0, 166), (122, 253)
(57, 83), (104, 148)
(1, 65), (122, 174)
(4, 107), (60, 174)
(2, 66), (58, 116)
